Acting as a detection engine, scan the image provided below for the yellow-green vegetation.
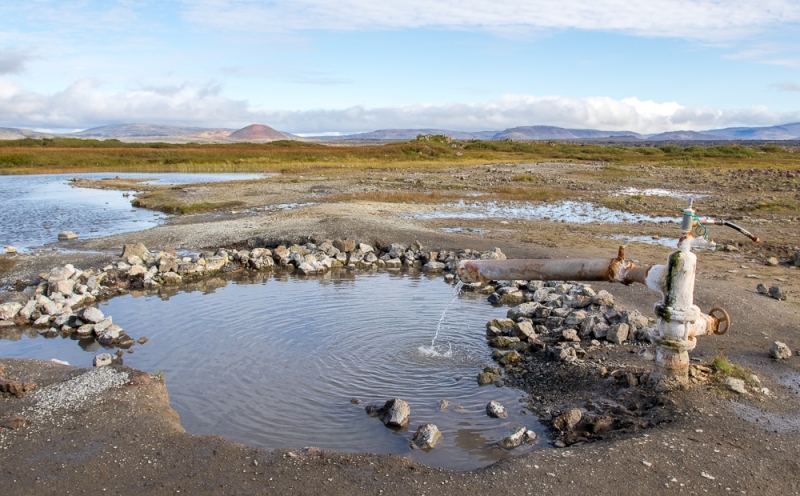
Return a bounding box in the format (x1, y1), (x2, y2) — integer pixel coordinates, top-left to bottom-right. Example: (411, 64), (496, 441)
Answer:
(579, 165), (643, 180)
(0, 255), (16, 275)
(131, 198), (245, 214)
(0, 137), (797, 175)
(511, 173), (539, 182)
(739, 199), (799, 214)
(711, 353), (759, 385)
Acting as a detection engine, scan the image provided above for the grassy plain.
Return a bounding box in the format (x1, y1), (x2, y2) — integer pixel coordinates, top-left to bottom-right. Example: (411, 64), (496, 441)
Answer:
(0, 136), (798, 176)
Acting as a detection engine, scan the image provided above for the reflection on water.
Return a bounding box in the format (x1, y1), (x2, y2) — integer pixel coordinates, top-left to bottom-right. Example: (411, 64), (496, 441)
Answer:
(411, 200), (678, 224)
(0, 172), (268, 252)
(0, 271), (543, 470)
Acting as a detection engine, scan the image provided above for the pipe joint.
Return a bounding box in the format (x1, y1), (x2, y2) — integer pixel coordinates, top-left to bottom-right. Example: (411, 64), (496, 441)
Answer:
(650, 335), (697, 353)
(654, 304), (701, 324)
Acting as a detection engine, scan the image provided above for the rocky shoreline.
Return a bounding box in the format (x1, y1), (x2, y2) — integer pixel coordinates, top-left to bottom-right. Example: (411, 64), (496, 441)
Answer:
(0, 236), (668, 450)
(1, 235), (688, 454)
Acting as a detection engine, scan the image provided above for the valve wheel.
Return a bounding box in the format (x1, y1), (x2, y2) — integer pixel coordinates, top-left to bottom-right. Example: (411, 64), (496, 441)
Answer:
(709, 307), (730, 335)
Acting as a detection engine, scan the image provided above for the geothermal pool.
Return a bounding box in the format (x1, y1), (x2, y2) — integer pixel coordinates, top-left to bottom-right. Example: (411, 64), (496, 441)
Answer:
(0, 271), (543, 470)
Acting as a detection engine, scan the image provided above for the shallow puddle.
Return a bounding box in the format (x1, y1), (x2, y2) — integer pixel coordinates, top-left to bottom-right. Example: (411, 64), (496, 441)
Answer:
(603, 235), (678, 247)
(411, 200), (678, 224)
(0, 271), (541, 470)
(615, 187), (709, 200)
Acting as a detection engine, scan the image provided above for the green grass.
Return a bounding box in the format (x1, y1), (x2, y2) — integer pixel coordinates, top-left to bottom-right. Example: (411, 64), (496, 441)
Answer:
(711, 353), (759, 385)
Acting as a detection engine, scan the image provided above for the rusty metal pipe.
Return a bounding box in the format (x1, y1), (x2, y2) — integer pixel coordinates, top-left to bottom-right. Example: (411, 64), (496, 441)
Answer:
(457, 247), (652, 286)
(703, 218), (761, 244)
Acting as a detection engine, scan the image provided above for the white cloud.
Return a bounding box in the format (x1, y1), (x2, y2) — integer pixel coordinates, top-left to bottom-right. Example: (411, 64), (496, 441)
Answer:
(0, 79), (252, 130)
(773, 81), (800, 92)
(1, 79), (799, 134)
(0, 47), (31, 75)
(182, 0), (800, 41)
(724, 43), (800, 67)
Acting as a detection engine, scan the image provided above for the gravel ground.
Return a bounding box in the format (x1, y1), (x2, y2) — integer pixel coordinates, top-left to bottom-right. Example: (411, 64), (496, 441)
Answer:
(21, 367), (129, 423)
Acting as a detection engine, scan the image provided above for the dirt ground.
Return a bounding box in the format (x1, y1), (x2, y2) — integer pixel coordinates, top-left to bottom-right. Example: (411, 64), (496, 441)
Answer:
(1, 161), (800, 494)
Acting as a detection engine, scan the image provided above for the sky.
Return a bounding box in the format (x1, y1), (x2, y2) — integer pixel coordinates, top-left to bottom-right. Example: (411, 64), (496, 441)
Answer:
(1, 0), (799, 135)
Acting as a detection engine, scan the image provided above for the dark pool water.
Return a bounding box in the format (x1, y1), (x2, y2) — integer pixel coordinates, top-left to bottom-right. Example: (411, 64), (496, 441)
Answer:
(0, 271), (542, 470)
(0, 173), (266, 253)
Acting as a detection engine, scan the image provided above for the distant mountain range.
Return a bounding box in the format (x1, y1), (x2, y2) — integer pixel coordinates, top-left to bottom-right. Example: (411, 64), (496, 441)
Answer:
(1, 122), (799, 143)
(316, 123), (800, 141)
(0, 123), (294, 143)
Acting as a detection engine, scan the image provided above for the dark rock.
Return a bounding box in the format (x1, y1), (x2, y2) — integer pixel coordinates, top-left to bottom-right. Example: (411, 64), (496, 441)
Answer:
(0, 416), (32, 429)
(769, 286), (787, 300)
(0, 380), (37, 398)
(478, 371), (501, 385)
(333, 239), (356, 253)
(553, 408), (582, 431)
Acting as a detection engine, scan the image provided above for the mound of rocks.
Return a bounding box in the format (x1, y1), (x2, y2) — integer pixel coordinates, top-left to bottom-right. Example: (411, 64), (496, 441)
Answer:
(0, 263), (136, 348)
(479, 281), (654, 369)
(105, 240), (505, 286)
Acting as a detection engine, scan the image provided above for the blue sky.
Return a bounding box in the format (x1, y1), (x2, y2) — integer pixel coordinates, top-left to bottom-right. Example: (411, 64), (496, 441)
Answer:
(1, 0), (799, 134)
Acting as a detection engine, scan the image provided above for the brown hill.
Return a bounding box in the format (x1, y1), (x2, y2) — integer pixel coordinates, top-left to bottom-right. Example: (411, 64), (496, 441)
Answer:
(228, 124), (288, 141)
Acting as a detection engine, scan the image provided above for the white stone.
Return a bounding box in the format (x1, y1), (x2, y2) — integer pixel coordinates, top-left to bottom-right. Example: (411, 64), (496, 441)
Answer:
(18, 299), (37, 320)
(422, 261), (445, 273)
(380, 399), (410, 427)
(770, 341), (792, 360)
(724, 377), (747, 394)
(606, 323), (630, 344)
(296, 262), (316, 275)
(76, 324), (95, 336)
(33, 315), (52, 327)
(0, 302), (23, 320)
(498, 427), (527, 449)
(486, 400), (508, 418)
(93, 317), (113, 333)
(96, 324), (120, 345)
(93, 353), (113, 367)
(79, 307), (104, 323)
(128, 265), (147, 277)
(409, 424), (441, 450)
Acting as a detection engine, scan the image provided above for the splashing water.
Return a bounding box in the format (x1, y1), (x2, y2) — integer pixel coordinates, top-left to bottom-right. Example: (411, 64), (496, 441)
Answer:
(418, 282), (463, 358)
